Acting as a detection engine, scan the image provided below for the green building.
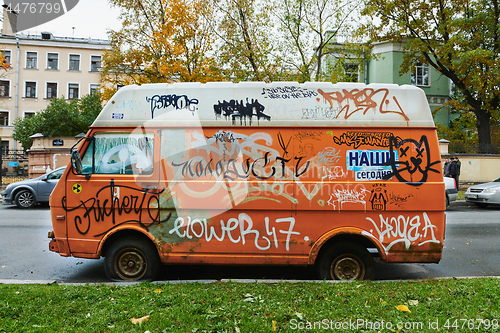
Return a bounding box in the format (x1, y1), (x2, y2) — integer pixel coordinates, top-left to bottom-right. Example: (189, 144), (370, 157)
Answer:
(323, 39), (457, 127)
(367, 41), (455, 127)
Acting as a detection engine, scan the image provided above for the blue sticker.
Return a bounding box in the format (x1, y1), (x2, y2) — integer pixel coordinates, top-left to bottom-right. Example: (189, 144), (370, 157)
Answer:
(112, 113), (124, 119)
(347, 149), (398, 181)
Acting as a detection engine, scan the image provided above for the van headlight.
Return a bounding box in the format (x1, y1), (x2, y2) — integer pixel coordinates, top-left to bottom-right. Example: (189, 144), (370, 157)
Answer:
(484, 187), (498, 193)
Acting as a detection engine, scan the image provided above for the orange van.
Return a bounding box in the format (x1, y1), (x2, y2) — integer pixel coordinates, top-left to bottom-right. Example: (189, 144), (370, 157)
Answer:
(48, 82), (446, 281)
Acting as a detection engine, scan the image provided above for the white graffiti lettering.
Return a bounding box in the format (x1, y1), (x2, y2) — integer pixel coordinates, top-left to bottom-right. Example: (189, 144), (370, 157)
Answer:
(327, 188), (370, 211)
(168, 213), (300, 251)
(321, 166), (347, 181)
(365, 212), (439, 252)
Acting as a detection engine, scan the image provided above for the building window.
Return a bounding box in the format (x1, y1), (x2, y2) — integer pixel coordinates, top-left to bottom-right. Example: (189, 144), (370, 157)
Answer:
(26, 52), (38, 69)
(90, 55), (101, 72)
(46, 82), (57, 99)
(47, 53), (59, 70)
(411, 61), (430, 86)
(0, 80), (10, 97)
(24, 111), (36, 119)
(1, 50), (11, 65)
(1, 140), (8, 155)
(90, 83), (99, 96)
(68, 83), (79, 99)
(25, 81), (37, 98)
(345, 63), (359, 82)
(0, 111), (9, 126)
(69, 54), (80, 71)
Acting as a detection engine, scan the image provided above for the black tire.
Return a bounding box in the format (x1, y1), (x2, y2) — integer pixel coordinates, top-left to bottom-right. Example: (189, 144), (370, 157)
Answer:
(317, 242), (375, 281)
(15, 190), (36, 208)
(104, 237), (160, 282)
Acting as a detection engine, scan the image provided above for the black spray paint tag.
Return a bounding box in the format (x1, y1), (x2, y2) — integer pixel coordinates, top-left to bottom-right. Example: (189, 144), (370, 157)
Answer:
(3, 0), (79, 33)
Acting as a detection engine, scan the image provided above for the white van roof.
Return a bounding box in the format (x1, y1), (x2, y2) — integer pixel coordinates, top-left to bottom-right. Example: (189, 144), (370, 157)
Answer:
(92, 82), (435, 128)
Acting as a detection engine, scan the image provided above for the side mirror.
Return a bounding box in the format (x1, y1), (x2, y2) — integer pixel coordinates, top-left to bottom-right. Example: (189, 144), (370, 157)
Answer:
(71, 149), (83, 174)
(41, 175), (48, 181)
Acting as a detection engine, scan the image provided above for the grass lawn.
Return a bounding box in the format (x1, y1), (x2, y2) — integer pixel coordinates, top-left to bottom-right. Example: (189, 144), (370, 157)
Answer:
(1, 278), (500, 332)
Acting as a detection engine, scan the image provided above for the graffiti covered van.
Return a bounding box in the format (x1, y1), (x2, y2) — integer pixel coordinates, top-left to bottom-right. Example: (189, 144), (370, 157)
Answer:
(48, 82), (446, 281)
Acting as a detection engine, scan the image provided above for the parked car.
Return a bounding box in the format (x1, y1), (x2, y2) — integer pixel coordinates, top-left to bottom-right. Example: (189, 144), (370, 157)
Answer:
(465, 177), (500, 206)
(444, 176), (458, 206)
(1, 167), (66, 208)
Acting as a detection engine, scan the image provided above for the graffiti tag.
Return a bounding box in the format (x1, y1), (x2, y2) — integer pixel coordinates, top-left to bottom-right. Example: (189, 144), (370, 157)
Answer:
(213, 99), (270, 125)
(327, 188), (370, 211)
(169, 213), (299, 251)
(261, 86), (318, 99)
(62, 180), (168, 236)
(333, 131), (402, 149)
(146, 94), (199, 118)
(365, 212), (439, 252)
(317, 88), (410, 121)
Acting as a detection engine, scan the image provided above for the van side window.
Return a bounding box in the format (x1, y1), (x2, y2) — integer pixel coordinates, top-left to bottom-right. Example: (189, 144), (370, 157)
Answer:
(82, 132), (154, 175)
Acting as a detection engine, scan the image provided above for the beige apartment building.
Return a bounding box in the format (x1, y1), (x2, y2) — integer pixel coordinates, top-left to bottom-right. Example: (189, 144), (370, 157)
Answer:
(0, 15), (111, 154)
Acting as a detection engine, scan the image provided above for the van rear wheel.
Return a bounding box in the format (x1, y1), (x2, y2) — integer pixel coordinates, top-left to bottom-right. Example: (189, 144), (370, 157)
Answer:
(104, 237), (160, 282)
(317, 242), (374, 280)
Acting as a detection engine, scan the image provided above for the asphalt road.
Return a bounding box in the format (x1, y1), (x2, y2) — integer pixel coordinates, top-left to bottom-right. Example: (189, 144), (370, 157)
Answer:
(0, 201), (499, 283)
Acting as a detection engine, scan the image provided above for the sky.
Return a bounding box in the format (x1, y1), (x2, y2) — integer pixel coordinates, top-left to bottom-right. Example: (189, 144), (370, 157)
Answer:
(9, 0), (122, 40)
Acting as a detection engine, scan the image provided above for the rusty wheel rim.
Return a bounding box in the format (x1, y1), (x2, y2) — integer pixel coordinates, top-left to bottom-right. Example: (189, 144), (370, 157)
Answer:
(331, 255), (364, 280)
(115, 249), (147, 281)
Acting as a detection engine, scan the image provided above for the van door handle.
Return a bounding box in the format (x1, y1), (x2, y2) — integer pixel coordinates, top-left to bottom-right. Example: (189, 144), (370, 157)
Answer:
(142, 186), (158, 192)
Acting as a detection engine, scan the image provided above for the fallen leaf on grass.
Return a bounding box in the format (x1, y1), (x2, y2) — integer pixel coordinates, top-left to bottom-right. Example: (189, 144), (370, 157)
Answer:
(408, 300), (419, 306)
(395, 305), (411, 313)
(272, 320), (277, 331)
(130, 315), (149, 325)
(243, 293), (264, 303)
(154, 288), (163, 293)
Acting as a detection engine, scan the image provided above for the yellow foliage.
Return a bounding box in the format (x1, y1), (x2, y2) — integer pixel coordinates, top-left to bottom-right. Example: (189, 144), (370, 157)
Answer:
(130, 315), (149, 325)
(395, 304), (411, 313)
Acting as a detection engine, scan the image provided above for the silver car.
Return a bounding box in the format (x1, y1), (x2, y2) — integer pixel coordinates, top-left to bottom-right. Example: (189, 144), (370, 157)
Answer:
(465, 177), (500, 206)
(444, 176), (458, 206)
(1, 167), (66, 208)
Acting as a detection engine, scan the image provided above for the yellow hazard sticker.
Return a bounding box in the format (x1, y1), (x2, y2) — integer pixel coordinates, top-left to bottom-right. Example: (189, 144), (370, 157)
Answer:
(72, 183), (82, 194)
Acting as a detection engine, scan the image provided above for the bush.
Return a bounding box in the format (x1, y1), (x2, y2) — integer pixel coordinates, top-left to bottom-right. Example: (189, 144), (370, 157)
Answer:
(13, 94), (102, 150)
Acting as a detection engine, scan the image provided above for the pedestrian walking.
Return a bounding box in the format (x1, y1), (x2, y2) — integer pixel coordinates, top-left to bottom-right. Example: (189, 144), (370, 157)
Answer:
(455, 157), (461, 189)
(449, 157), (459, 189)
(443, 158), (450, 177)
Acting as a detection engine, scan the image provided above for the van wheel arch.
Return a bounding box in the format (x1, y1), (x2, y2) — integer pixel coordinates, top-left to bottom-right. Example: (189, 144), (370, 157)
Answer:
(101, 230), (161, 282)
(315, 234), (377, 281)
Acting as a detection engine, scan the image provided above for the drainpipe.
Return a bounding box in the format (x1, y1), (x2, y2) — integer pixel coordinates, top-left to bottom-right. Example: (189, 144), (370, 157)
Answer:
(14, 35), (19, 153)
(364, 49), (369, 84)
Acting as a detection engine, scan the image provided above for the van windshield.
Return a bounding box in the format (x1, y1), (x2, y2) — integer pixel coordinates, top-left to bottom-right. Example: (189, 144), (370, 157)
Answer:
(81, 132), (154, 175)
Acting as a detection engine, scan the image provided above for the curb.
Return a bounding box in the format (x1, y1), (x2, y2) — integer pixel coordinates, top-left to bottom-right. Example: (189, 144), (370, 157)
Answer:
(1, 276), (500, 285)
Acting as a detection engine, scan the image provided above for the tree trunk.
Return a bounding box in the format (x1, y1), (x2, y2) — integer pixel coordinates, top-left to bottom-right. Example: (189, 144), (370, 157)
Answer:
(475, 107), (497, 154)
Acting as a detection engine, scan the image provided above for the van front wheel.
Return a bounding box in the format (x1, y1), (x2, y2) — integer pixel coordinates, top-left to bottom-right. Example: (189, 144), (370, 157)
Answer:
(317, 242), (374, 280)
(104, 237), (160, 282)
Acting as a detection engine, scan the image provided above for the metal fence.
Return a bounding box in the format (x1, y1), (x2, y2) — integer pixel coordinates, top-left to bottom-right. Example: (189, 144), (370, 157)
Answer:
(1, 148), (29, 183)
(1, 149), (28, 160)
(448, 142), (500, 154)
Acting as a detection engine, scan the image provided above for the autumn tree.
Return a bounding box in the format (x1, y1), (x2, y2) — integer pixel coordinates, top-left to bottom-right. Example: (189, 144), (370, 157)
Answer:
(0, 51), (12, 80)
(101, 0), (223, 100)
(273, 0), (362, 82)
(361, 0), (500, 153)
(214, 0), (278, 81)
